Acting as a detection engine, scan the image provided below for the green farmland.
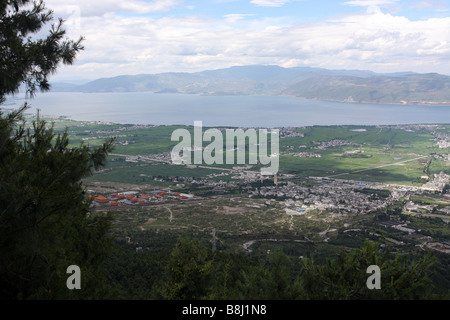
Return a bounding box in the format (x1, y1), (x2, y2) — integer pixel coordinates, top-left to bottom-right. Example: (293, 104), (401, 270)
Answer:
(46, 118), (449, 187)
(23, 114), (450, 299)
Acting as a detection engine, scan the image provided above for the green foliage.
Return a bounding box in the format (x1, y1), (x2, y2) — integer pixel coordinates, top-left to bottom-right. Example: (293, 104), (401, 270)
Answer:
(0, 0), (84, 102)
(299, 241), (437, 300)
(102, 237), (444, 300)
(155, 238), (214, 300)
(0, 1), (118, 299)
(0, 106), (115, 299)
(101, 244), (169, 299)
(235, 250), (302, 300)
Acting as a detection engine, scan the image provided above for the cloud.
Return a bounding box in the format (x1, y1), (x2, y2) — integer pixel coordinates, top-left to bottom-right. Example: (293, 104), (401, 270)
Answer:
(343, 0), (399, 7)
(410, 1), (448, 11)
(250, 0), (291, 7)
(343, 0), (401, 15)
(224, 14), (256, 23)
(46, 0), (185, 17)
(48, 1), (450, 80)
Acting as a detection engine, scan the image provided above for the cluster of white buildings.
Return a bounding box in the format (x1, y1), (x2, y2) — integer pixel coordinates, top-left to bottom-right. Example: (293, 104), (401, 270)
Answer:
(249, 179), (391, 214)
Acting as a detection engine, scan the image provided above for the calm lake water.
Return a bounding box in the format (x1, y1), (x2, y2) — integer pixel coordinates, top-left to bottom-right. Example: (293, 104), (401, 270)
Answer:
(4, 91), (450, 127)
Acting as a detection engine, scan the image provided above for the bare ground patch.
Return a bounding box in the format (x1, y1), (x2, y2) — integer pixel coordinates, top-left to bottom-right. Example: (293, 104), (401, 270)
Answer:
(220, 206), (249, 214)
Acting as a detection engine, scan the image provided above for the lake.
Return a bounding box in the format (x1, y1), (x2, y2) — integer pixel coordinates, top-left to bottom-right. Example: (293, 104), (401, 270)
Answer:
(4, 91), (450, 127)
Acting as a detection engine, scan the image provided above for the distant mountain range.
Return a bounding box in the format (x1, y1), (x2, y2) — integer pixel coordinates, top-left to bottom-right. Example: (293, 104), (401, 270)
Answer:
(52, 65), (450, 106)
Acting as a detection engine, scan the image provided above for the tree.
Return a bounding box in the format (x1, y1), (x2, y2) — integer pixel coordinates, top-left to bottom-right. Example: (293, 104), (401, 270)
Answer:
(0, 0), (114, 299)
(236, 250), (302, 300)
(156, 238), (214, 300)
(0, 0), (83, 103)
(0, 107), (115, 300)
(299, 241), (437, 300)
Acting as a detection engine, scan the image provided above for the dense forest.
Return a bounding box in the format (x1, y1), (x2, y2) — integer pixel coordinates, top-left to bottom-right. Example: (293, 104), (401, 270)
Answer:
(100, 236), (449, 300)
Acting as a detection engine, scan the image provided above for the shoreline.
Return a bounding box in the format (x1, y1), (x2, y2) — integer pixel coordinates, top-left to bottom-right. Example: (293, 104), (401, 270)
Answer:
(17, 112), (450, 129)
(3, 91), (450, 127)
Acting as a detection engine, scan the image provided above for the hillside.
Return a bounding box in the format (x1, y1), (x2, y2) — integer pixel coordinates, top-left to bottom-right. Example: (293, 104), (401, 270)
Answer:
(52, 65), (450, 105)
(283, 73), (450, 105)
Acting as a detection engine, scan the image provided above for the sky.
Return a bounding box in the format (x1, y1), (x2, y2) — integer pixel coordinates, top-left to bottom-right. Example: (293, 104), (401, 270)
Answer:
(41, 0), (450, 81)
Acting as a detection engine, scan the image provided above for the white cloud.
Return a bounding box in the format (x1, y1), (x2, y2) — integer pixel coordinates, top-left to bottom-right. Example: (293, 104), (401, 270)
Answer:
(343, 0), (399, 7)
(48, 2), (450, 80)
(343, 0), (400, 14)
(46, 0), (185, 17)
(410, 1), (449, 12)
(250, 0), (291, 7)
(224, 14), (256, 23)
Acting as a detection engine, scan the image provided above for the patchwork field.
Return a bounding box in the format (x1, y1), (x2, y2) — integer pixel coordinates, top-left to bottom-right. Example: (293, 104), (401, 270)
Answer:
(21, 114), (450, 296)
(32, 115), (450, 250)
(27, 114), (445, 186)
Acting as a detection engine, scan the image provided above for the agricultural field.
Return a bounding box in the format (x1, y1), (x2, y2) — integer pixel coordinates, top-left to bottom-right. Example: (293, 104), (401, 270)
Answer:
(18, 113), (450, 296)
(33, 115), (447, 187)
(279, 125), (447, 184)
(29, 114), (450, 257)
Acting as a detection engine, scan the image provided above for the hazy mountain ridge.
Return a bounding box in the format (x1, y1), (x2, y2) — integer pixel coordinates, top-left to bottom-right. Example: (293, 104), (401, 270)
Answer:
(283, 73), (450, 105)
(52, 65), (450, 105)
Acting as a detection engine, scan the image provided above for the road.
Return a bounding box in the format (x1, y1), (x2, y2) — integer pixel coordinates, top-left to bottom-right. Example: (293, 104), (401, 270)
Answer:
(327, 155), (430, 178)
(110, 153), (261, 175)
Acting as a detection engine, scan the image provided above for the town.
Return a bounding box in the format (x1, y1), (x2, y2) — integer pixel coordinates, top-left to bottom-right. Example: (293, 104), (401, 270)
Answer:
(50, 118), (448, 258)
